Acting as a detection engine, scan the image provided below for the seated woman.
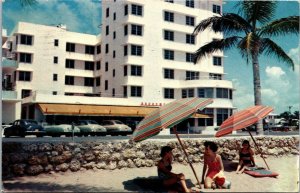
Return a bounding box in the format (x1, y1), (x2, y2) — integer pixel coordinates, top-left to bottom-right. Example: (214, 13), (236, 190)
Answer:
(157, 146), (191, 192)
(236, 140), (256, 174)
(201, 141), (226, 189)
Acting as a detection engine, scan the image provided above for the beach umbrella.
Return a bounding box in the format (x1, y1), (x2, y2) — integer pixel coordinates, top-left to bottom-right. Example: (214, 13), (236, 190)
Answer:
(215, 105), (273, 169)
(132, 97), (213, 188)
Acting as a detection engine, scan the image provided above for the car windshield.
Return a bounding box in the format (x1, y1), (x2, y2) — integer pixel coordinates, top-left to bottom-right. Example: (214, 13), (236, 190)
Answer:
(114, 120), (124, 124)
(25, 120), (38, 125)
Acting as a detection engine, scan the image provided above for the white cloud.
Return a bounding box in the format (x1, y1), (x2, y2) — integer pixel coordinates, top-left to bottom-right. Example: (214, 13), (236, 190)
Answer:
(265, 66), (285, 78)
(288, 45), (300, 75)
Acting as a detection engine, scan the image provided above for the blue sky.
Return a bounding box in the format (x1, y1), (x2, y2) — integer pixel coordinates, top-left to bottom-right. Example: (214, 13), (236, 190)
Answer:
(3, 0), (299, 114)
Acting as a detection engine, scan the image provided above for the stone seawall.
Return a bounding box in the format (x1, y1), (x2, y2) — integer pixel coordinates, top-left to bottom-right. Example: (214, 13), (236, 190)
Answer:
(3, 136), (299, 177)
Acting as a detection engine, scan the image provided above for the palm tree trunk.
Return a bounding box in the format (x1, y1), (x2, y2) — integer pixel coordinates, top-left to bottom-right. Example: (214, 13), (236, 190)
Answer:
(252, 54), (264, 135)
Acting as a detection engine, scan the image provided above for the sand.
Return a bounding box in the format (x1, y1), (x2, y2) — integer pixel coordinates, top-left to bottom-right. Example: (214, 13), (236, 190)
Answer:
(2, 155), (299, 192)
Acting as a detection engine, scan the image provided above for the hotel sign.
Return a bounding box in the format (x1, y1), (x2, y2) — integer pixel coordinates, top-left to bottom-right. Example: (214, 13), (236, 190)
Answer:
(140, 102), (165, 107)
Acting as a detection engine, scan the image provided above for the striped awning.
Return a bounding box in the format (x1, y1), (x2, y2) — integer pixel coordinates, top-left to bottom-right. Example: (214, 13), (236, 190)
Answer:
(215, 105), (273, 137)
(38, 103), (157, 117)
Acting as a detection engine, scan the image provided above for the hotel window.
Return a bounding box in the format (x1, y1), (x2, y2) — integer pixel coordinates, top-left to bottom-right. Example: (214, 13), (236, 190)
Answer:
(198, 88), (213, 98)
(216, 88), (229, 98)
(104, 80), (108, 90)
(124, 45), (128, 56)
(182, 88), (194, 98)
(165, 0), (174, 3)
(213, 56), (222, 66)
(84, 77), (94, 87)
(164, 11), (174, 22)
(65, 76), (74, 85)
(85, 45), (95, 55)
(124, 5), (128, 15)
(105, 26), (110, 36)
(54, 39), (59, 46)
(105, 44), (109, 53)
(113, 31), (116, 39)
(106, 7), (109, 17)
(19, 53), (32, 63)
(21, 89), (31, 98)
(123, 86), (127, 97)
(96, 61), (101, 70)
(52, 91), (57, 95)
(186, 34), (195, 44)
(186, 0), (194, 8)
(53, 56), (58, 64)
(164, 50), (174, 60)
(18, 71), (31, 81)
(53, 74), (58, 81)
(113, 50), (116, 58)
(164, 30), (174, 41)
(217, 108), (228, 126)
(131, 65), (142, 76)
(164, 69), (174, 79)
(164, 88), (174, 99)
(65, 59), (75, 68)
(85, 61), (94, 71)
(198, 108), (214, 126)
(97, 45), (101, 54)
(131, 45), (142, 56)
(112, 88), (115, 97)
(209, 73), (222, 80)
(124, 66), (128, 76)
(105, 62), (109, 71)
(66, 42), (75, 52)
(113, 12), (116, 20)
(186, 53), (194, 62)
(131, 86), (142, 97)
(96, 77), (101, 86)
(186, 71), (199, 80)
(213, 4), (221, 14)
(131, 4), (143, 16)
(229, 90), (232, 99)
(113, 69), (115, 77)
(124, 25), (128, 36)
(186, 16), (195, 26)
(20, 34), (33, 45)
(131, 24), (142, 36)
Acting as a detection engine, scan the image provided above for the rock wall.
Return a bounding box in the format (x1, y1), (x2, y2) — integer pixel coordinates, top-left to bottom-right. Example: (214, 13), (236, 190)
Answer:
(3, 136), (299, 177)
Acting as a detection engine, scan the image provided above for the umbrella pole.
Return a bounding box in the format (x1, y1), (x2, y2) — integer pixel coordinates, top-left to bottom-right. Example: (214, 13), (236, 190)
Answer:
(247, 129), (270, 170)
(173, 127), (201, 188)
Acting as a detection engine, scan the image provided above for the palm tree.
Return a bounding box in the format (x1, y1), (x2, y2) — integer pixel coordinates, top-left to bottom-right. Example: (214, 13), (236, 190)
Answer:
(193, 1), (299, 135)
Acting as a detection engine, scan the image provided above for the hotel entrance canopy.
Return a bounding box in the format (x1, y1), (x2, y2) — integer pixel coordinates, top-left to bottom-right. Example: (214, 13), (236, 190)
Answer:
(38, 103), (158, 117)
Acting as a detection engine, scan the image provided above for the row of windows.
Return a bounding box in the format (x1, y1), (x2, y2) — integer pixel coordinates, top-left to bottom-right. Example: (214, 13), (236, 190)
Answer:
(164, 30), (195, 44)
(163, 88), (232, 99)
(164, 11), (195, 26)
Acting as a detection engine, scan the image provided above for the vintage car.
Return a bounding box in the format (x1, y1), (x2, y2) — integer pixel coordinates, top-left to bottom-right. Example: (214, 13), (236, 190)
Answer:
(75, 120), (107, 136)
(44, 124), (80, 137)
(4, 119), (45, 137)
(101, 120), (132, 136)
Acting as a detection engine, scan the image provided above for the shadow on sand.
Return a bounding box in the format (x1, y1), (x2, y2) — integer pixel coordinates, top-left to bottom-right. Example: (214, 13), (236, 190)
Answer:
(123, 176), (195, 192)
(3, 181), (120, 192)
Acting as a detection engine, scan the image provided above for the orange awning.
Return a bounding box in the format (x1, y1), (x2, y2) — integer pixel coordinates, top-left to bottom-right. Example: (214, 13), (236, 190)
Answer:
(191, 113), (213, 118)
(38, 103), (158, 117)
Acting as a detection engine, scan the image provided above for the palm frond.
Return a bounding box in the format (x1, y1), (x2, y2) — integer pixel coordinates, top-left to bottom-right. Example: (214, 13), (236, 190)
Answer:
(260, 16), (300, 37)
(20, 0), (37, 7)
(236, 1), (276, 24)
(193, 13), (251, 36)
(260, 38), (295, 70)
(237, 33), (261, 64)
(193, 36), (241, 63)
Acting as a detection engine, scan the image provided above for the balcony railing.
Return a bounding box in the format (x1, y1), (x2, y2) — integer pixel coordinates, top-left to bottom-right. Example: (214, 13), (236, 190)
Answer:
(2, 58), (18, 68)
(2, 90), (18, 100)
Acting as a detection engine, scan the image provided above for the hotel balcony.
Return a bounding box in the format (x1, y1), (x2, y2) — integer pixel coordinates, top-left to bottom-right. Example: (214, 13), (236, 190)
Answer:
(2, 90), (19, 101)
(2, 58), (18, 69)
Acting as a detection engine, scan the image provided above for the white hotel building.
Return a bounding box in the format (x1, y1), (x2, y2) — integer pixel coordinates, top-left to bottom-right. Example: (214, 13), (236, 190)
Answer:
(2, 0), (235, 134)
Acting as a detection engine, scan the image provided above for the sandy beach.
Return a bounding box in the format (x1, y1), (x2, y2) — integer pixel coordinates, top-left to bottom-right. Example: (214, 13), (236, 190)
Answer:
(2, 155), (299, 192)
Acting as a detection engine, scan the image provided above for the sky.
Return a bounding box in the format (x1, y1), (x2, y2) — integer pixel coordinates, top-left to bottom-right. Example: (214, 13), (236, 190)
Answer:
(2, 0), (299, 114)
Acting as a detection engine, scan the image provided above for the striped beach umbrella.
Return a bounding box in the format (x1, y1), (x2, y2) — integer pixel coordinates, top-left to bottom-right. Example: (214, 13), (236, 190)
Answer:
(215, 105), (273, 137)
(132, 97), (213, 142)
(215, 105), (273, 170)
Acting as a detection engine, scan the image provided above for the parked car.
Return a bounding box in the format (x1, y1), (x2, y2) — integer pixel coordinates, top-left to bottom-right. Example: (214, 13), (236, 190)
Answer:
(44, 124), (80, 137)
(272, 123), (290, 132)
(125, 120), (140, 131)
(75, 120), (107, 136)
(4, 119), (45, 137)
(101, 120), (132, 136)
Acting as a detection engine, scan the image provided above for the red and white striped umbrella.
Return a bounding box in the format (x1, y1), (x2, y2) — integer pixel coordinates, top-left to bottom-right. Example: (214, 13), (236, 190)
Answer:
(216, 105), (273, 137)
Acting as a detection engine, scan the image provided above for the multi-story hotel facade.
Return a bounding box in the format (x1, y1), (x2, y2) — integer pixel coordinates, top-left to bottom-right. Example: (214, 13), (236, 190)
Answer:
(2, 0), (235, 134)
